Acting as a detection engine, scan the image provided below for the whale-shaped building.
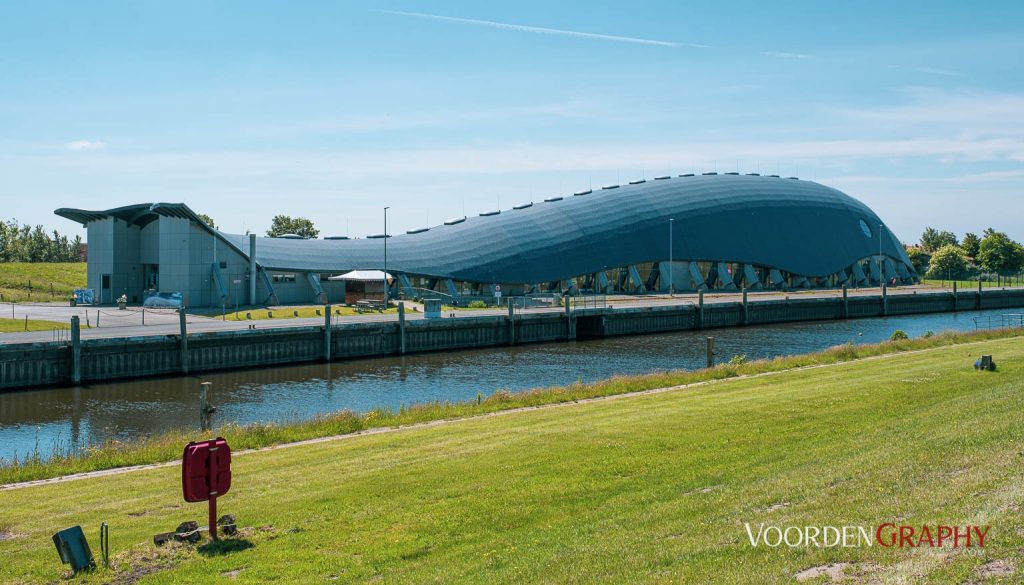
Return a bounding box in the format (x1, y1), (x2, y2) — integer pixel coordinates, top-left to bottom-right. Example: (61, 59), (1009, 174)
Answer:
(57, 173), (914, 306)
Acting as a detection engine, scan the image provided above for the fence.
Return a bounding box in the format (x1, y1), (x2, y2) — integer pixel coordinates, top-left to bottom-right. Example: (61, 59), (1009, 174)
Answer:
(973, 313), (1024, 330)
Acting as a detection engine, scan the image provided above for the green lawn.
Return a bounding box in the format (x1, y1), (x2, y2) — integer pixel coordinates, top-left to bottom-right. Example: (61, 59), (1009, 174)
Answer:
(921, 278), (1023, 289)
(0, 317), (78, 332)
(2, 335), (1024, 583)
(193, 305), (400, 321)
(0, 262), (86, 303)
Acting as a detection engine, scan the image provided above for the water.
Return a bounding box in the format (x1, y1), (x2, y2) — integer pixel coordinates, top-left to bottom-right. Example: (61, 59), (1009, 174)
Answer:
(1, 307), (1019, 462)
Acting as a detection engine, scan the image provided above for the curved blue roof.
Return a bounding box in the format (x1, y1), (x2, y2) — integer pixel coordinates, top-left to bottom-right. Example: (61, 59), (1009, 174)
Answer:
(219, 174), (910, 282)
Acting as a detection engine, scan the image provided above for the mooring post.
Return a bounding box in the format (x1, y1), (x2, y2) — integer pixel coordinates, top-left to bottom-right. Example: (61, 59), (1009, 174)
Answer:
(952, 281), (958, 312)
(397, 302), (407, 355)
(706, 336), (715, 368)
(697, 289), (705, 330)
(741, 287), (749, 325)
(323, 304), (332, 362)
(179, 309), (189, 375)
(199, 381), (212, 431)
(70, 315), (81, 385)
(977, 278), (983, 309)
(507, 298), (515, 346)
(564, 295), (576, 340)
(842, 285), (849, 319)
(881, 283), (888, 316)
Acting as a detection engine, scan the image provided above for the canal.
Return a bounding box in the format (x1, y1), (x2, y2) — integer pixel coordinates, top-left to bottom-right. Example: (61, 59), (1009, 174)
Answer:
(0, 307), (1018, 462)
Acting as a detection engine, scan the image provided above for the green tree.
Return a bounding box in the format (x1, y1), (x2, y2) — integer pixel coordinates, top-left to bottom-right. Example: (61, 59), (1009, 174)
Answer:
(266, 215), (319, 239)
(977, 229), (1024, 274)
(961, 232), (980, 258)
(919, 227), (958, 253)
(925, 244), (968, 280)
(905, 247), (929, 275)
(197, 213), (217, 229)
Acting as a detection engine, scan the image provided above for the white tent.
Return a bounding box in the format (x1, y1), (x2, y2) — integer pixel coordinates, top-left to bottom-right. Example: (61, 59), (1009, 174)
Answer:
(328, 270), (392, 281)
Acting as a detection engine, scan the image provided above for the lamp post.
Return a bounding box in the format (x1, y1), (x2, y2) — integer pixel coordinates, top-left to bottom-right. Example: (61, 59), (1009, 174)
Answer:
(384, 206), (390, 301)
(878, 223), (883, 287)
(668, 218), (675, 296)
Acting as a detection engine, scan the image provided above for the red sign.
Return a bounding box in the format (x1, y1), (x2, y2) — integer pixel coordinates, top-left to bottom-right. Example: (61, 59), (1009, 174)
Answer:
(182, 438), (232, 539)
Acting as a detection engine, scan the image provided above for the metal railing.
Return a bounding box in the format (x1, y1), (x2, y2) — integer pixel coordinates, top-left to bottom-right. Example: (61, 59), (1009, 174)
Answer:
(973, 314), (1024, 330)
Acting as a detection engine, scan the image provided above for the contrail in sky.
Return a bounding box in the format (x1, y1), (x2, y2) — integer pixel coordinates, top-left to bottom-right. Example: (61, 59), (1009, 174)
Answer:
(384, 10), (712, 49)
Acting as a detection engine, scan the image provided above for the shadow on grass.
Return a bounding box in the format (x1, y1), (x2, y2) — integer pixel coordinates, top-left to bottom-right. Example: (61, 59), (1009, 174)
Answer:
(198, 538), (254, 556)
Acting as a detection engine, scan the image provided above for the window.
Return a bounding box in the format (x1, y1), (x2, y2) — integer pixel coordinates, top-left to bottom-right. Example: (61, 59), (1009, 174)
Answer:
(271, 274), (296, 283)
(859, 219), (872, 238)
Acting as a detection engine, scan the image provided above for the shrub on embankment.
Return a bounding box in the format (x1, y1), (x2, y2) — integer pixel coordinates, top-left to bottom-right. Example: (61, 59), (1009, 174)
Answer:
(1, 327), (1020, 485)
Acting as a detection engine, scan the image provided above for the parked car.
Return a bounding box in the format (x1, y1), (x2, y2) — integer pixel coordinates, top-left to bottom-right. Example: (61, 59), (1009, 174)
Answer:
(143, 292), (183, 309)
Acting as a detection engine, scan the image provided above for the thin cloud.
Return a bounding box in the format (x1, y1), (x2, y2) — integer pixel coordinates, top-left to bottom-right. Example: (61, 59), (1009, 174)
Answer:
(384, 10), (711, 49)
(66, 140), (106, 151)
(761, 51), (812, 59)
(913, 66), (965, 77)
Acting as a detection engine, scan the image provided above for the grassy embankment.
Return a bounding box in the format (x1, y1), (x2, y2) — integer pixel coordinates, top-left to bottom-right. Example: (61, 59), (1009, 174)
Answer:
(1, 331), (1023, 583)
(0, 261), (86, 303)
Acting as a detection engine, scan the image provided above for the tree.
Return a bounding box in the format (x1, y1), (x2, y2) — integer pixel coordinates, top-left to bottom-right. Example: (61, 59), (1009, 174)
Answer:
(925, 244), (968, 280)
(266, 215), (319, 239)
(905, 247), (929, 275)
(0, 219), (82, 262)
(919, 227), (957, 253)
(977, 229), (1024, 274)
(961, 232), (980, 258)
(197, 213), (217, 229)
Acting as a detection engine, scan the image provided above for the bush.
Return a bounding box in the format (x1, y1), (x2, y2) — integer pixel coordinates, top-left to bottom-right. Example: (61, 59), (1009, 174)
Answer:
(728, 354), (749, 366)
(890, 330), (909, 341)
(468, 300), (487, 309)
(923, 330), (935, 338)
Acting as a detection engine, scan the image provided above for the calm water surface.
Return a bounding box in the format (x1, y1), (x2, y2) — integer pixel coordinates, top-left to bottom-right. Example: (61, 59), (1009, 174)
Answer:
(0, 307), (1018, 461)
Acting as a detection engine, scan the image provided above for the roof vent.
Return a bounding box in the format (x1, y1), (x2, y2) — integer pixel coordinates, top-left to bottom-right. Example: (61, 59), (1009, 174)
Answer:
(367, 233), (391, 239)
(544, 196), (563, 202)
(513, 202), (533, 210)
(787, 176), (799, 180)
(725, 172), (739, 175)
(406, 227), (429, 234)
(276, 233), (305, 239)
(479, 210), (500, 217)
(654, 175), (670, 180)
(702, 172), (718, 176)
(745, 173), (760, 176)
(679, 173), (695, 177)
(602, 184), (620, 190)
(573, 189), (592, 196)
(324, 236), (350, 240)
(628, 179), (646, 185)
(444, 216), (467, 226)
(769, 174), (780, 178)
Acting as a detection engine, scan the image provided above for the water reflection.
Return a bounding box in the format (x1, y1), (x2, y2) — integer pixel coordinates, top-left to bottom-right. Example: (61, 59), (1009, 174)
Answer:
(0, 307), (1017, 461)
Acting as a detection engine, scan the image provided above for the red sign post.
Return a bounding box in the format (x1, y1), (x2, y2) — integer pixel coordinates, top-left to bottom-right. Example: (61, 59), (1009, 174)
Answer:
(182, 438), (232, 540)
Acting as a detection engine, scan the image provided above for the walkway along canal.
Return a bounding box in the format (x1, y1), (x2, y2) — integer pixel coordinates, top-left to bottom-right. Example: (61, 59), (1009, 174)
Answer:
(3, 287), (1024, 392)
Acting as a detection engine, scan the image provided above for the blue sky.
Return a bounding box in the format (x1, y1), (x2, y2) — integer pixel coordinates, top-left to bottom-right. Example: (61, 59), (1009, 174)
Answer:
(2, 1), (1023, 243)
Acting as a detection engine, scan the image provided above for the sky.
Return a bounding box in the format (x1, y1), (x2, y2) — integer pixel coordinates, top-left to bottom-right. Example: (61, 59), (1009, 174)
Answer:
(1, 1), (1023, 244)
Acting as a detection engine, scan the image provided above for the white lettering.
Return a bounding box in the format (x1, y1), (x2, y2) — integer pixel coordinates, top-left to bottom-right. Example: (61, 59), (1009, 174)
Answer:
(763, 526), (783, 547)
(744, 523), (766, 547)
(784, 526), (803, 547)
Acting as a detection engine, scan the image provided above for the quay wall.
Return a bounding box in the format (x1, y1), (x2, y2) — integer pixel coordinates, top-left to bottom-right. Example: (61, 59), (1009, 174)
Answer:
(3, 289), (1023, 391)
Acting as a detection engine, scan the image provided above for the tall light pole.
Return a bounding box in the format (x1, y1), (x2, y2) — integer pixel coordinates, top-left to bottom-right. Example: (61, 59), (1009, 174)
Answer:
(668, 218), (675, 296)
(384, 206), (390, 301)
(878, 223), (883, 287)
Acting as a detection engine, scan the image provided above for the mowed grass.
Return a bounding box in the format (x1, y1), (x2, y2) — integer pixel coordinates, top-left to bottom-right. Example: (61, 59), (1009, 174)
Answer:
(3, 336), (1024, 583)
(0, 317), (79, 332)
(193, 305), (399, 320)
(0, 262), (86, 303)
(920, 278), (1022, 289)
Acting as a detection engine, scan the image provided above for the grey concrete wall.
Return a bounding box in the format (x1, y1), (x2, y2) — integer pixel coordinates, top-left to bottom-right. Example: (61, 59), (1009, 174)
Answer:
(4, 289), (1024, 391)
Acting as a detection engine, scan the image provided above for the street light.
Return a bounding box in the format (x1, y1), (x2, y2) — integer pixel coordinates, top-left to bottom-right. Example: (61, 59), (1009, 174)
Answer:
(668, 218), (675, 296)
(384, 206), (390, 301)
(878, 223), (883, 288)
